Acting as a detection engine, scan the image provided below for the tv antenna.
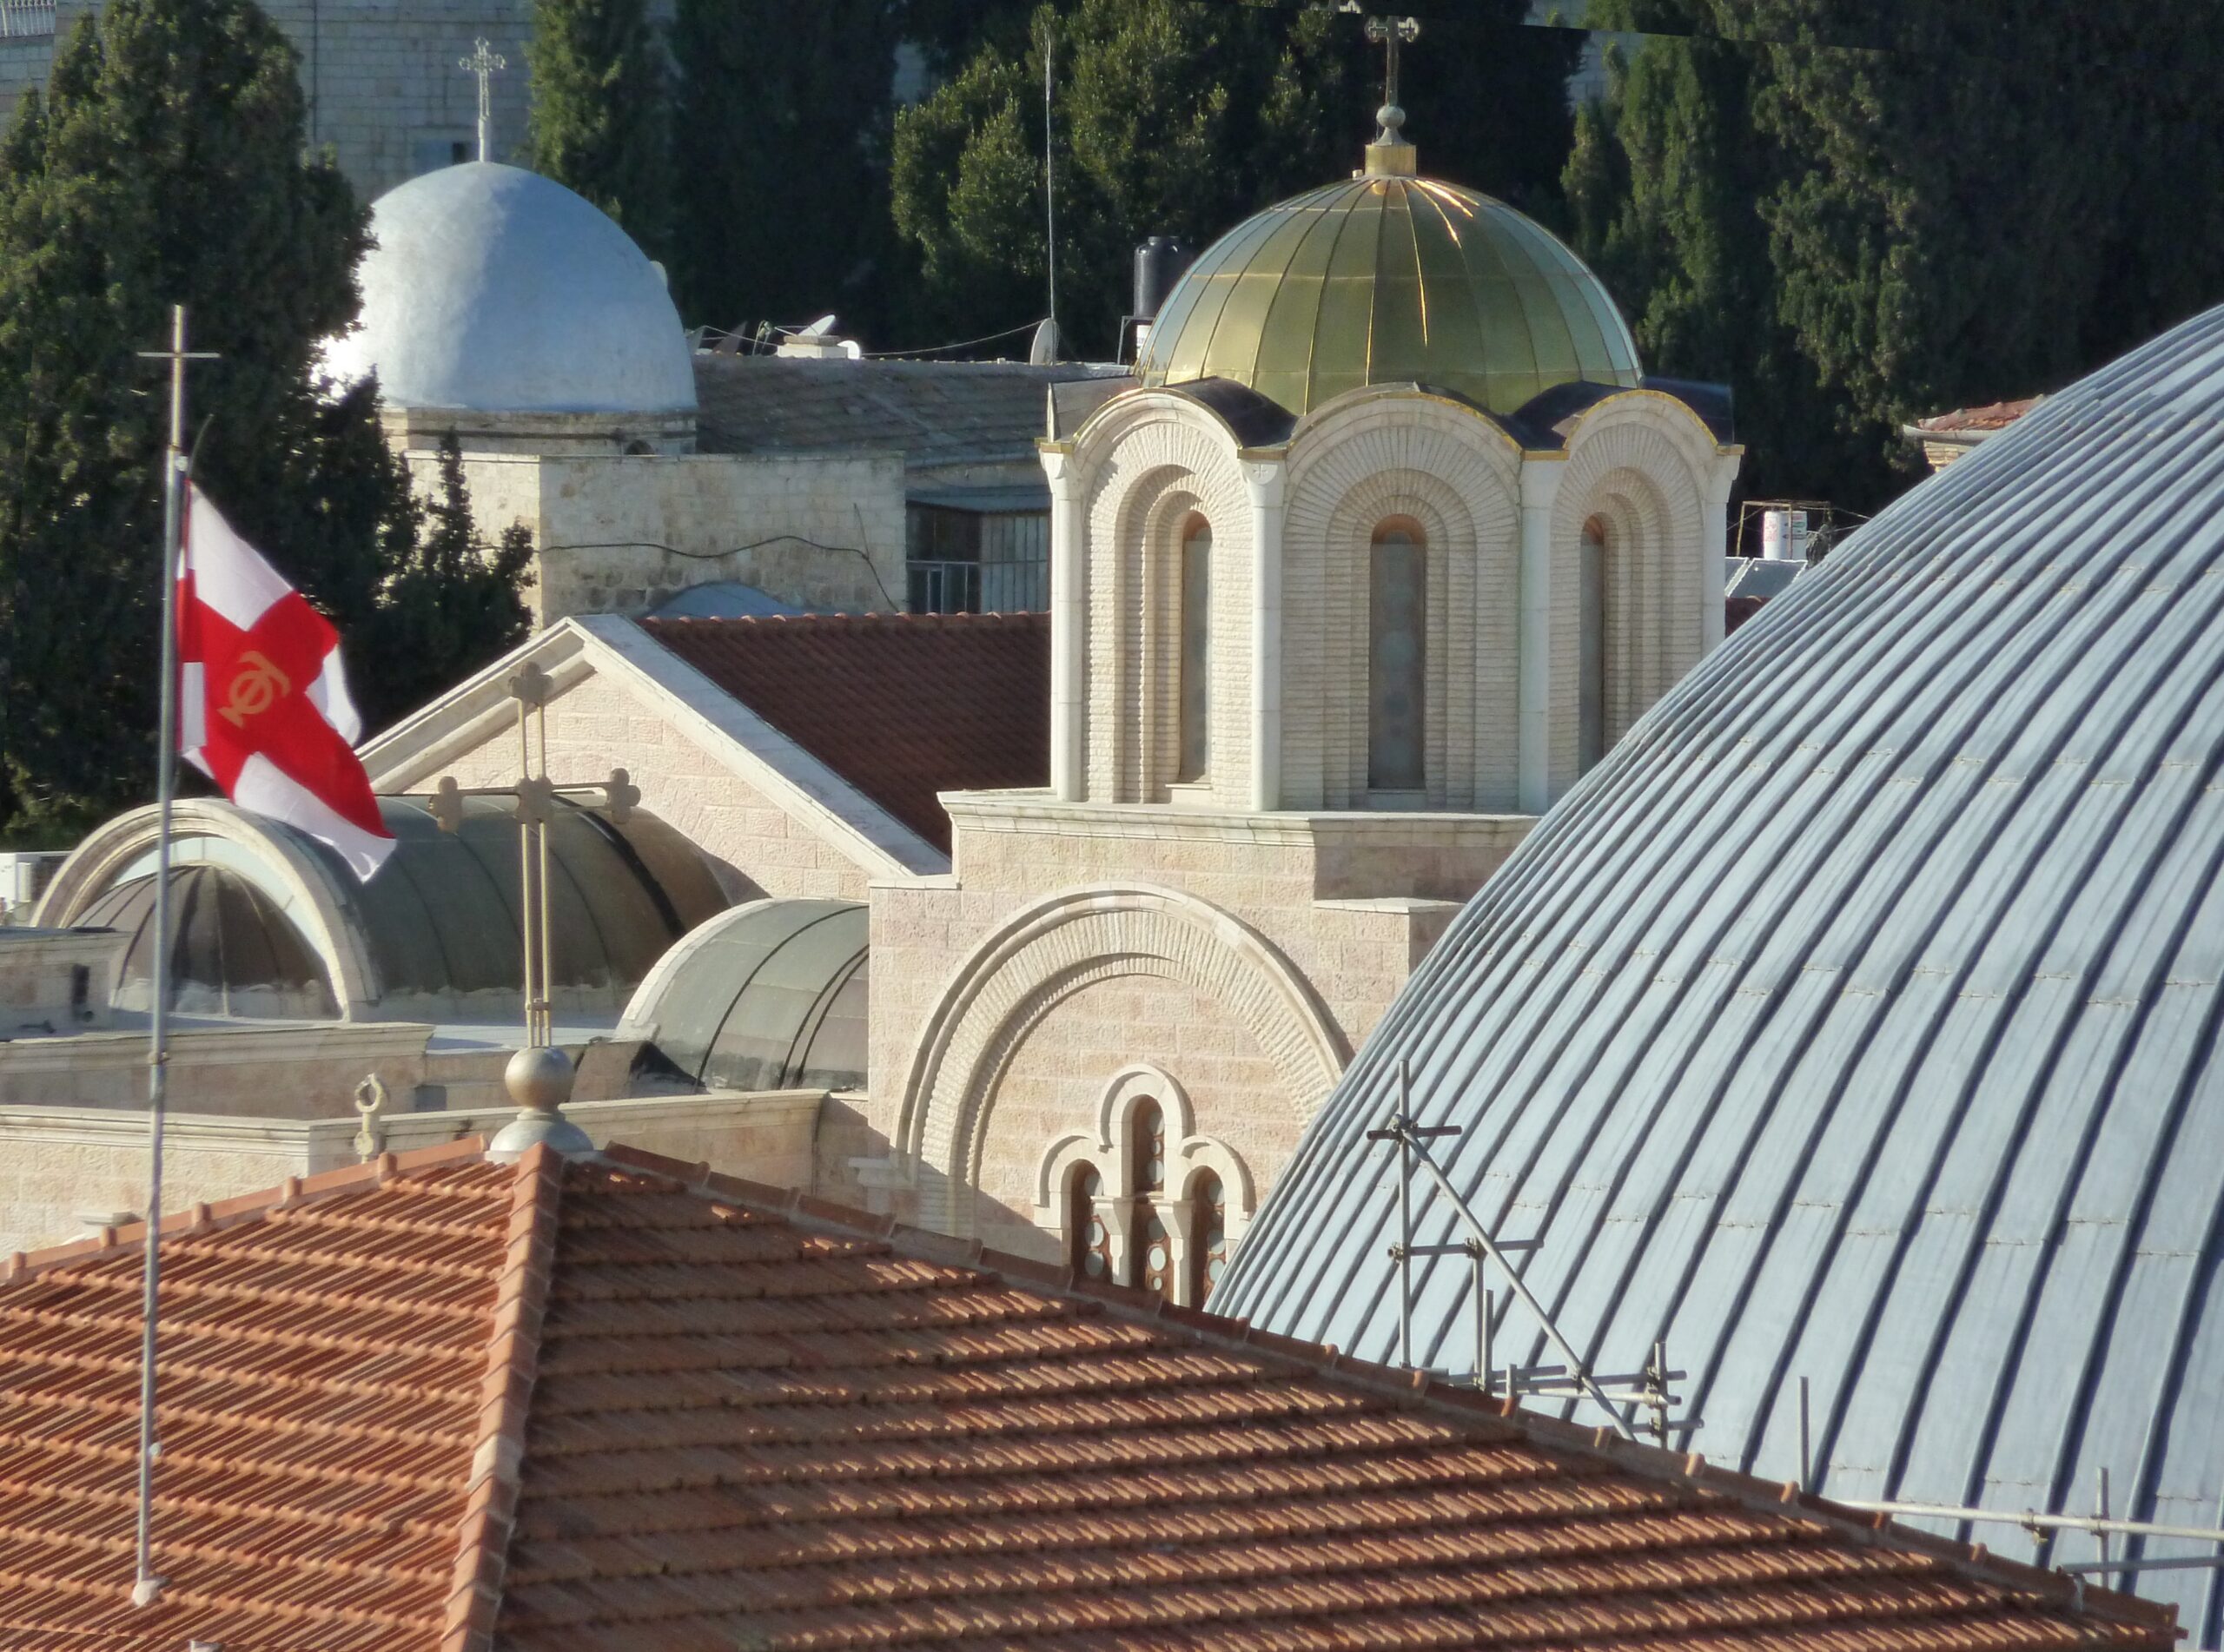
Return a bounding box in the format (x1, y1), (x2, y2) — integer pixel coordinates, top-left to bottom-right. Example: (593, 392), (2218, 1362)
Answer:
(1369, 1059), (1703, 1446)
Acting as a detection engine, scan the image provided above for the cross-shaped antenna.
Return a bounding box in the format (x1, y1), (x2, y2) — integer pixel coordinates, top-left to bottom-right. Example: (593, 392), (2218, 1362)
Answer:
(459, 36), (506, 163)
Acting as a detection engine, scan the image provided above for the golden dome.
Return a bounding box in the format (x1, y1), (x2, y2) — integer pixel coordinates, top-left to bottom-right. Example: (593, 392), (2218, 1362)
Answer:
(1137, 162), (1641, 419)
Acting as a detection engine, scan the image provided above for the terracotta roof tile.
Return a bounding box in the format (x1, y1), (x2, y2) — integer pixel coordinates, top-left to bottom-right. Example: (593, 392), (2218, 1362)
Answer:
(1915, 397), (2043, 434)
(0, 1141), (2183, 1652)
(640, 612), (1049, 853)
(483, 1147), (2176, 1652)
(0, 1140), (520, 1652)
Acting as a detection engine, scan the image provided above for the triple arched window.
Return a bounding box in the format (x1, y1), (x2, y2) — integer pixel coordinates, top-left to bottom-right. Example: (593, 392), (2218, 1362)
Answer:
(1369, 519), (1427, 793)
(1046, 1080), (1245, 1308)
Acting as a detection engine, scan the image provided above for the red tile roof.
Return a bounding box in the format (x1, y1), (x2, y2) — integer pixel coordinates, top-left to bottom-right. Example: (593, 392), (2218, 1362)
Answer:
(0, 1140), (528, 1650)
(0, 1140), (2181, 1652)
(642, 612), (1049, 854)
(1915, 398), (2042, 435)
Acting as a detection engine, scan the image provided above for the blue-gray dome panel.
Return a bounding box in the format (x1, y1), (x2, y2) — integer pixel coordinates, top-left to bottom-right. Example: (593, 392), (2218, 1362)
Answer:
(1216, 302), (2224, 1634)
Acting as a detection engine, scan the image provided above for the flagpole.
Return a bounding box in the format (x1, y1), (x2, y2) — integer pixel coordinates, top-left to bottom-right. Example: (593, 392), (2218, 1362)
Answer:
(130, 303), (211, 1609)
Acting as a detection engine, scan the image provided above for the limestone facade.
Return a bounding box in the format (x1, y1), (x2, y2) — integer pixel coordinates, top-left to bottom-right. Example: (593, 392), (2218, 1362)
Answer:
(0, 1086), (817, 1255)
(0, 928), (122, 1038)
(362, 615), (946, 900)
(851, 378), (1742, 1278)
(409, 447), (910, 625)
(0, 2), (535, 203)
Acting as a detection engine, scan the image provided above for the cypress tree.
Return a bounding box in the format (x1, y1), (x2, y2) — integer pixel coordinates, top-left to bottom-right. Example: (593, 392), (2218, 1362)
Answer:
(1565, 0), (2224, 512)
(525, 0), (673, 254)
(668, 0), (903, 341)
(889, 0), (1576, 361)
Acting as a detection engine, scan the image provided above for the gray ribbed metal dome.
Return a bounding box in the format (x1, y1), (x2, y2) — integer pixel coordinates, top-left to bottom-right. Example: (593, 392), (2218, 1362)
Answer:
(1218, 301), (2224, 1635)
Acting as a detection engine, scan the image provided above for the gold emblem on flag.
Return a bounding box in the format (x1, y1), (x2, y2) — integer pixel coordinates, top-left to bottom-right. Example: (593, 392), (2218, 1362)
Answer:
(218, 651), (291, 729)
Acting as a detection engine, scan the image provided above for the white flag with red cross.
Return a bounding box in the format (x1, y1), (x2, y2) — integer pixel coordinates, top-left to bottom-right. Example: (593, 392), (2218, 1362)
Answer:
(177, 486), (396, 880)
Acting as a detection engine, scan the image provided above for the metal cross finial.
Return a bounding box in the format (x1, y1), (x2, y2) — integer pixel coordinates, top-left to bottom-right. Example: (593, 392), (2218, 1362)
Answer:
(459, 36), (506, 162)
(1365, 12), (1421, 112)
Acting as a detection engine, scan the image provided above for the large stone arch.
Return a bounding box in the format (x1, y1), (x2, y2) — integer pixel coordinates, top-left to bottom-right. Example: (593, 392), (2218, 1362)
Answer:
(1551, 398), (1712, 791)
(1073, 402), (1251, 805)
(1283, 394), (1523, 811)
(897, 883), (1350, 1235)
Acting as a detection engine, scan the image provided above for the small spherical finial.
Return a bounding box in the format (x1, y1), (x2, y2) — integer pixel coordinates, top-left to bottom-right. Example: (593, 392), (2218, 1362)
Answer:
(1377, 102), (1407, 141)
(505, 1043), (577, 1112)
(489, 1045), (592, 1161)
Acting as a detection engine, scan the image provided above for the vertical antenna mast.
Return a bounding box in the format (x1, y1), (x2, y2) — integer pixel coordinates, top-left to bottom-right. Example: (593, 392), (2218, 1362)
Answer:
(1041, 16), (1058, 360)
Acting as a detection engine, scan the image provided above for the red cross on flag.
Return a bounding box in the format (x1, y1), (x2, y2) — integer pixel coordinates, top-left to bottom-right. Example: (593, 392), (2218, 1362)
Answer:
(177, 486), (396, 880)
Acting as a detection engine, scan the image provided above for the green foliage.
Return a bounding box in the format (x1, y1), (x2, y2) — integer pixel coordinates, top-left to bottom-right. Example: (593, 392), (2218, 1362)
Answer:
(0, 0), (533, 837)
(1565, 0), (2224, 512)
(668, 0), (904, 340)
(525, 0), (672, 252)
(352, 435), (535, 728)
(890, 0), (1577, 360)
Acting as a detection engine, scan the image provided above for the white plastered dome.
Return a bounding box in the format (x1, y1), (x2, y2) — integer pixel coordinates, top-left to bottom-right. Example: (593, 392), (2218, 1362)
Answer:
(327, 162), (696, 419)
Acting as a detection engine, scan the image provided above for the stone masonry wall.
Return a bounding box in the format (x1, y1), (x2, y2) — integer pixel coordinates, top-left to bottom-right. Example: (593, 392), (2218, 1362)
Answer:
(844, 803), (1512, 1239)
(432, 450), (910, 624)
(434, 667), (880, 905)
(0, 2), (534, 203)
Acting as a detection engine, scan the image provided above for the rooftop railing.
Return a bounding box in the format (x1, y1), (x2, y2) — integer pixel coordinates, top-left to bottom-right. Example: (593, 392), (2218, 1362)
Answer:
(0, 1), (56, 39)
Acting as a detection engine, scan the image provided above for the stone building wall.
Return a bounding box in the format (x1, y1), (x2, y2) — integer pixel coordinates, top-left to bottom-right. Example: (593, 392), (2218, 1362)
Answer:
(843, 796), (1532, 1246)
(433, 668), (884, 905)
(0, 2), (534, 202)
(0, 1086), (817, 1256)
(421, 448), (910, 623)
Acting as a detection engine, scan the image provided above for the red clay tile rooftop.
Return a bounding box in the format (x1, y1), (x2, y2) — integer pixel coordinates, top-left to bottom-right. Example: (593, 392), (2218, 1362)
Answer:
(0, 1140), (2182, 1652)
(641, 611), (1049, 854)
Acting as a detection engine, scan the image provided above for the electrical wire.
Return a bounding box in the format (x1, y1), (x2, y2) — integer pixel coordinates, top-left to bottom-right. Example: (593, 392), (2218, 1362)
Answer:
(508, 534), (903, 612)
(862, 319), (1049, 360)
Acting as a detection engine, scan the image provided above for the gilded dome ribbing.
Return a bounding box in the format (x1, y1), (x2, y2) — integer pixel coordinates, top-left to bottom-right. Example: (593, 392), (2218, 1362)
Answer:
(1137, 170), (1641, 418)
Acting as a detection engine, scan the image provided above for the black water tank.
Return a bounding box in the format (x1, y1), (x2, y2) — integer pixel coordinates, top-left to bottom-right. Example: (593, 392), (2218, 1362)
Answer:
(1134, 236), (1196, 320)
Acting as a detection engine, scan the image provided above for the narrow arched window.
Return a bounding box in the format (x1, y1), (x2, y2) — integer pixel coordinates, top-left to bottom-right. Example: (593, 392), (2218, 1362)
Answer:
(1140, 1207), (1175, 1298)
(1068, 1163), (1111, 1279)
(1130, 1099), (1166, 1193)
(1579, 516), (1609, 772)
(1177, 516), (1212, 783)
(1187, 1171), (1228, 1305)
(1369, 521), (1426, 791)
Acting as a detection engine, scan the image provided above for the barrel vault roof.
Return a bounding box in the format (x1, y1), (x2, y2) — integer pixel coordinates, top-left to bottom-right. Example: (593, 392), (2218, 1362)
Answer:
(1215, 301), (2224, 1635)
(0, 1140), (2176, 1650)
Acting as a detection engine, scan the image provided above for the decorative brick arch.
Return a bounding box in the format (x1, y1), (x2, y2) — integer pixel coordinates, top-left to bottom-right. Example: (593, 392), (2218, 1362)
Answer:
(1551, 402), (1711, 790)
(897, 884), (1349, 1235)
(1282, 397), (1523, 811)
(1075, 406), (1251, 805)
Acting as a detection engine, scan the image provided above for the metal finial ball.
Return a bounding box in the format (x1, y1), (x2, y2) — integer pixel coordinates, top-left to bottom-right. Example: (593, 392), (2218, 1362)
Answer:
(505, 1043), (577, 1112)
(1377, 103), (1407, 136)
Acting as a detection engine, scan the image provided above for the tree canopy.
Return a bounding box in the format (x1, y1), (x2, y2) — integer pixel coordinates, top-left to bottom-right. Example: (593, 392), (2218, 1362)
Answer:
(890, 0), (1577, 361)
(0, 0), (532, 840)
(1565, 0), (2224, 513)
(525, 0), (673, 253)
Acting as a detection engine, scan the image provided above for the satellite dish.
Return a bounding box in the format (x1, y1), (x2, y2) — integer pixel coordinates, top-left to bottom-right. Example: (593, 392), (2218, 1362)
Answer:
(1029, 318), (1060, 365)
(797, 314), (839, 339)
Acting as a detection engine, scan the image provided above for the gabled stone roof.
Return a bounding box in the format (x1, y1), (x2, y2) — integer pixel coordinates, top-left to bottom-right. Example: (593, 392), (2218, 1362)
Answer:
(0, 1139), (2178, 1652)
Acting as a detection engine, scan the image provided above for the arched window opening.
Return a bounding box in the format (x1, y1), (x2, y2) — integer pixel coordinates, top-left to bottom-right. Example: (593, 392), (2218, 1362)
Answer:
(1187, 1171), (1228, 1305)
(1369, 521), (1426, 791)
(1130, 1098), (1166, 1193)
(1579, 516), (1609, 772)
(1067, 1163), (1112, 1280)
(1178, 516), (1212, 783)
